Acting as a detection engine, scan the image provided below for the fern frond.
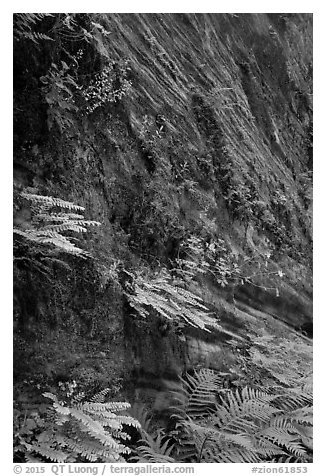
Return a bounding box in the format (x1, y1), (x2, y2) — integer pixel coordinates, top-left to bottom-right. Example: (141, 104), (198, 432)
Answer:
(14, 191), (100, 259)
(82, 401), (131, 412)
(43, 220), (100, 233)
(55, 433), (118, 461)
(37, 213), (85, 222)
(31, 390), (140, 463)
(166, 370), (313, 463)
(25, 454), (44, 463)
(14, 13), (54, 43)
(21, 192), (85, 211)
(43, 223), (88, 233)
(26, 444), (68, 462)
(206, 446), (261, 463)
(129, 404), (154, 435)
(172, 369), (221, 419)
(90, 388), (111, 403)
(18, 31), (53, 43)
(271, 390), (312, 412)
(126, 270), (221, 332)
(288, 406), (313, 425)
(215, 388), (280, 431)
(25, 231), (89, 257)
(134, 430), (176, 463)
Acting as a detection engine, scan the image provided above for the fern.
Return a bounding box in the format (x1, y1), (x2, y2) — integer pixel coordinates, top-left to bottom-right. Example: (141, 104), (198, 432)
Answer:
(21, 192), (85, 211)
(18, 390), (140, 463)
(135, 430), (176, 463)
(130, 405), (176, 463)
(171, 369), (223, 419)
(137, 369), (313, 463)
(14, 14), (54, 43)
(125, 269), (221, 332)
(14, 191), (100, 258)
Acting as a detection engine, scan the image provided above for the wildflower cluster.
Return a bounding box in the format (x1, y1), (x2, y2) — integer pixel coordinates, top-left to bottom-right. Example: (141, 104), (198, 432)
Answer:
(82, 60), (132, 113)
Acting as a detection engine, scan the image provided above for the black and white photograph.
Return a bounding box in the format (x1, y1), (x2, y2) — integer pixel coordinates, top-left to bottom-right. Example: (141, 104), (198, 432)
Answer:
(12, 9), (313, 468)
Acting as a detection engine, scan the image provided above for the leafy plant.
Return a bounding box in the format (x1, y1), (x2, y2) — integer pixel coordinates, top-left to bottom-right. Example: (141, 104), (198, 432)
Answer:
(175, 382), (312, 463)
(14, 191), (101, 258)
(174, 235), (283, 295)
(174, 236), (240, 287)
(130, 404), (176, 463)
(124, 268), (221, 333)
(14, 388), (140, 463)
(40, 61), (80, 132)
(14, 14), (54, 44)
(134, 369), (313, 463)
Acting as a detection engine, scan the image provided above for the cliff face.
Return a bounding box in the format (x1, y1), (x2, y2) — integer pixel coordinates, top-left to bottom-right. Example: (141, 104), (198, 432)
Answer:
(13, 13), (312, 403)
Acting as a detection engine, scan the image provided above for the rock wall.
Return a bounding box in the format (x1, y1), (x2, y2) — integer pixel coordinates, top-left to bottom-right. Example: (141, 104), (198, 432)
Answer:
(13, 13), (312, 403)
